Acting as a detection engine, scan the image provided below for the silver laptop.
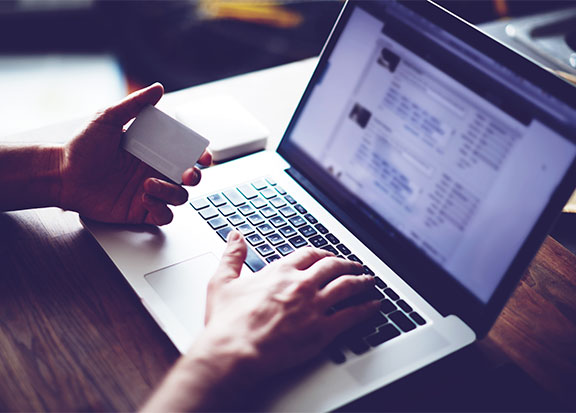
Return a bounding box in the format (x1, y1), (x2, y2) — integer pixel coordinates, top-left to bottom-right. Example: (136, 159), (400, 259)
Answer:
(84, 1), (576, 411)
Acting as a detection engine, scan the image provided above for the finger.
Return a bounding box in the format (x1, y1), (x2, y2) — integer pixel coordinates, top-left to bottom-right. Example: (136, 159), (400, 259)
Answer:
(306, 257), (364, 288)
(318, 274), (375, 309)
(97, 83), (164, 127)
(198, 149), (213, 166)
(144, 178), (188, 205)
(211, 230), (247, 284)
(324, 300), (381, 338)
(279, 247), (333, 271)
(181, 167), (202, 186)
(142, 194), (174, 226)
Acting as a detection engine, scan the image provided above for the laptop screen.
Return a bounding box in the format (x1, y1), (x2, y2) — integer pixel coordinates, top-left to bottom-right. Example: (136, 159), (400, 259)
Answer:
(280, 1), (576, 303)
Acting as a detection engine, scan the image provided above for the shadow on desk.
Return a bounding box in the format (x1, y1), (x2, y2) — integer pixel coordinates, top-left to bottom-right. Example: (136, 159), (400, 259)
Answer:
(0, 208), (575, 411)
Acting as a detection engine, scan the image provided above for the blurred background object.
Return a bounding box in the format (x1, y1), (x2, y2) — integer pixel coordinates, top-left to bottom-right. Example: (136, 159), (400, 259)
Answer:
(1, 0), (576, 250)
(0, 55), (125, 136)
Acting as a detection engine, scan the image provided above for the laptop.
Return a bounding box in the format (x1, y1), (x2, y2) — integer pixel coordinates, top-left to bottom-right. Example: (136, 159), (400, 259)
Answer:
(84, 1), (576, 411)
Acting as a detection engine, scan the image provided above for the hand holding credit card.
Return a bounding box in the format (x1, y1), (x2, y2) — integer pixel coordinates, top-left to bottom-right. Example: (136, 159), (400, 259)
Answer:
(122, 105), (210, 183)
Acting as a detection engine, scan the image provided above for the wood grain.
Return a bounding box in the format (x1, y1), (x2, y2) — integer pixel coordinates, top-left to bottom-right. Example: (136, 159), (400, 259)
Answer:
(0, 209), (179, 411)
(1, 208), (575, 410)
(483, 237), (576, 404)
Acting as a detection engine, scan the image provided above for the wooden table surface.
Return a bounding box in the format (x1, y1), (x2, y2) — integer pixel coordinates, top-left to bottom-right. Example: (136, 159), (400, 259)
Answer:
(1, 206), (575, 411)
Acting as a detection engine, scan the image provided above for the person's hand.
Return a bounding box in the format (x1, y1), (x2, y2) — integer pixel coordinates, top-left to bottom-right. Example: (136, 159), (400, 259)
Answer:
(142, 231), (380, 411)
(202, 231), (380, 375)
(58, 83), (212, 225)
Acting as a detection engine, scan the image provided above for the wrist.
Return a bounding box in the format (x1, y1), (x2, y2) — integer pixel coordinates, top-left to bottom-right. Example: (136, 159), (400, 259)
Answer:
(142, 332), (259, 412)
(0, 144), (64, 211)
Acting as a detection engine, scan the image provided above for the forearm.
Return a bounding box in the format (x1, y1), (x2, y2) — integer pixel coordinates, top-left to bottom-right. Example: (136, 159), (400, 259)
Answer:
(0, 144), (63, 211)
(141, 334), (257, 412)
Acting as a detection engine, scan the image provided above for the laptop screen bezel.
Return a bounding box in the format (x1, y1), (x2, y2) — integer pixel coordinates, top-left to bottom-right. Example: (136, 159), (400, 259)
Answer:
(277, 0), (576, 337)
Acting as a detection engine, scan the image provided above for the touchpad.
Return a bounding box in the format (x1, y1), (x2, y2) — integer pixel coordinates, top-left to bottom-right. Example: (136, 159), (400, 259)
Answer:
(145, 253), (219, 333)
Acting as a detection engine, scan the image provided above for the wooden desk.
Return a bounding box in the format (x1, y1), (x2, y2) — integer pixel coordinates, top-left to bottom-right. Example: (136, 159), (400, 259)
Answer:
(1, 60), (575, 411)
(1, 207), (575, 411)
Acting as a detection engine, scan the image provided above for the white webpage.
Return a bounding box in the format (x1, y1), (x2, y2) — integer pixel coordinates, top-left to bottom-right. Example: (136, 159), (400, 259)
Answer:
(290, 8), (576, 302)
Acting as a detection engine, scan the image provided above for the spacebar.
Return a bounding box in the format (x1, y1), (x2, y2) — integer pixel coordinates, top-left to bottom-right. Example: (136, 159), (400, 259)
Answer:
(245, 247), (266, 272)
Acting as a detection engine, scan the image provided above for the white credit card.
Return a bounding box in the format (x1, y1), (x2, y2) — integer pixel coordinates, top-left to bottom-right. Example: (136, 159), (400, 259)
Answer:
(122, 105), (210, 183)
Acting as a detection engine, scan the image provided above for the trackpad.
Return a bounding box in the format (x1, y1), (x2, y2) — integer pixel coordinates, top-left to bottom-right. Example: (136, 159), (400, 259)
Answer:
(145, 253), (219, 334)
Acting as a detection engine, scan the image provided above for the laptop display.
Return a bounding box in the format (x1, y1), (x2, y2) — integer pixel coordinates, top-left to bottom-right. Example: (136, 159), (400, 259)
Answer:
(281, 2), (576, 303)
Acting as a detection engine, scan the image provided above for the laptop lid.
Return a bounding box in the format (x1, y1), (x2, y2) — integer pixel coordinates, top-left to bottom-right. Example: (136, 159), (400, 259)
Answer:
(277, 0), (576, 336)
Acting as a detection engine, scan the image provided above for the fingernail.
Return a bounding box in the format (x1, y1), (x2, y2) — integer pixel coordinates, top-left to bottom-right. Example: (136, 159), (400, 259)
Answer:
(150, 179), (161, 192)
(227, 230), (240, 242)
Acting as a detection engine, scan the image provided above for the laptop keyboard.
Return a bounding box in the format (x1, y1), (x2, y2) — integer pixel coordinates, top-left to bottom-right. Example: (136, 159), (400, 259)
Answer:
(190, 177), (427, 364)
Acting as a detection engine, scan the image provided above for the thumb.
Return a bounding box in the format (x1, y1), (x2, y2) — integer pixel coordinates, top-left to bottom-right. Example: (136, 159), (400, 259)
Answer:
(97, 82), (164, 127)
(212, 230), (247, 284)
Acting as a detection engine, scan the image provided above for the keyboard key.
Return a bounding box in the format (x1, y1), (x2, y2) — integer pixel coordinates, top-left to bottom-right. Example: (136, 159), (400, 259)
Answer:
(275, 185), (287, 195)
(250, 197), (267, 209)
(288, 235), (307, 248)
(218, 204), (235, 216)
(409, 311), (426, 326)
(304, 213), (317, 224)
(223, 189), (245, 206)
(346, 322), (378, 338)
(298, 225), (317, 238)
(380, 299), (397, 314)
(260, 188), (277, 199)
(384, 288), (400, 301)
(315, 223), (328, 234)
(199, 206), (218, 220)
(237, 223), (254, 236)
(321, 245), (338, 255)
(208, 193), (226, 207)
(216, 226), (232, 241)
(270, 216), (287, 228)
(365, 287), (385, 301)
(284, 195), (297, 204)
(288, 216), (306, 227)
(237, 184), (258, 199)
(374, 277), (387, 289)
(266, 254), (281, 263)
(190, 198), (209, 210)
(260, 206), (277, 218)
(247, 213), (265, 226)
(251, 179), (268, 190)
(365, 311), (388, 328)
(279, 226), (297, 238)
(257, 223), (275, 236)
(347, 254), (363, 264)
(277, 243), (295, 256)
(208, 217), (227, 229)
(294, 204), (307, 214)
(346, 338), (370, 355)
(397, 300), (412, 313)
(245, 247), (266, 272)
(279, 206), (296, 217)
(389, 311), (416, 332)
(363, 265), (375, 276)
(265, 177), (277, 186)
(238, 204), (255, 216)
(227, 214), (245, 226)
(336, 244), (351, 255)
(270, 197), (287, 209)
(266, 233), (284, 246)
(256, 243), (275, 257)
(326, 233), (340, 244)
(326, 347), (346, 364)
(246, 233), (264, 246)
(310, 235), (328, 248)
(366, 324), (401, 347)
